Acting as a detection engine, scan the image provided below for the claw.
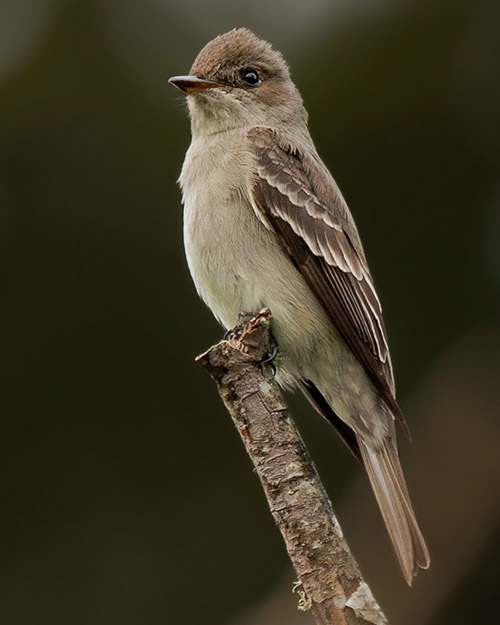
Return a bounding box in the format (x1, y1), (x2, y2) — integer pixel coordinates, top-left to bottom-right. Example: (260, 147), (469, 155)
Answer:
(260, 334), (279, 377)
(223, 328), (235, 341)
(261, 343), (278, 364)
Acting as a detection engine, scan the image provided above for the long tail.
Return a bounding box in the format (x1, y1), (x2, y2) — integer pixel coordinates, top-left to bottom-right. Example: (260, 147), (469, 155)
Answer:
(358, 437), (430, 585)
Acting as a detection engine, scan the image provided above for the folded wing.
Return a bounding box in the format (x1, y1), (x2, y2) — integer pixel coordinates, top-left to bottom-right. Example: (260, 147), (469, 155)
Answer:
(248, 126), (407, 432)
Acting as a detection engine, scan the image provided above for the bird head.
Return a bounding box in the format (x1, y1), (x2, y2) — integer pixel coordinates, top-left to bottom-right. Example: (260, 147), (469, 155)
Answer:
(169, 28), (307, 136)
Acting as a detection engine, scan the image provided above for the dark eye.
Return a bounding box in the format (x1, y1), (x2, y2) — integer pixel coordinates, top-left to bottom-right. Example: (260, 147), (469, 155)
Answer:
(241, 69), (260, 86)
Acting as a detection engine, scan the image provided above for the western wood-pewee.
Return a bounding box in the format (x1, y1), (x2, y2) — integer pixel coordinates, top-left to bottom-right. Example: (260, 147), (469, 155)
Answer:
(169, 28), (429, 584)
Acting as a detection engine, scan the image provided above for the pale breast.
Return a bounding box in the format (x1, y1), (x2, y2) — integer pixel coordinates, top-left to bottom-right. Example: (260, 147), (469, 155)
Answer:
(180, 131), (268, 328)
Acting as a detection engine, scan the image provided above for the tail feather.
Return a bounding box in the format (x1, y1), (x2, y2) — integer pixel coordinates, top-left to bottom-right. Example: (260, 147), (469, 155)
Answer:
(358, 438), (430, 585)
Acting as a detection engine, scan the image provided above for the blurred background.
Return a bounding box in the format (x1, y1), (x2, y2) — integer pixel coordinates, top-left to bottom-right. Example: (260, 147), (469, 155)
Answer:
(1, 0), (500, 623)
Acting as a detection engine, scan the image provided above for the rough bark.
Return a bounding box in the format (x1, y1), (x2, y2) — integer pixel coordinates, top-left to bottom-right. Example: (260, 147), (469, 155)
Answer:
(196, 309), (387, 625)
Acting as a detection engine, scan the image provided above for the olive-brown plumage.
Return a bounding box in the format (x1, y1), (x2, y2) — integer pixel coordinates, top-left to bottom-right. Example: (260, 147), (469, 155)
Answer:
(170, 28), (429, 584)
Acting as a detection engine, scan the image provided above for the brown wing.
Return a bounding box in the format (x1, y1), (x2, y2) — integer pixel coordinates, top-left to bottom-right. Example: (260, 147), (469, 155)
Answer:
(248, 127), (408, 432)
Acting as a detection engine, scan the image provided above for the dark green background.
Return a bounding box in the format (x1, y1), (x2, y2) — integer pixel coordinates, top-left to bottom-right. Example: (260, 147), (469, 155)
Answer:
(1, 0), (499, 623)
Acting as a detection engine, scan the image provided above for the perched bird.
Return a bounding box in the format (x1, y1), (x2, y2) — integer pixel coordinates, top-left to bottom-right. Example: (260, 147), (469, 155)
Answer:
(169, 28), (429, 584)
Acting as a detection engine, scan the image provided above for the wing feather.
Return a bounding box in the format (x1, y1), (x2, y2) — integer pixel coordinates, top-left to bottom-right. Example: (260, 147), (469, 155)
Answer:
(249, 126), (408, 433)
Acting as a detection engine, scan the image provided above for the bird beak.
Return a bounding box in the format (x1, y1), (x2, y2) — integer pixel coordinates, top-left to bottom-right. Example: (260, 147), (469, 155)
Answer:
(168, 75), (219, 94)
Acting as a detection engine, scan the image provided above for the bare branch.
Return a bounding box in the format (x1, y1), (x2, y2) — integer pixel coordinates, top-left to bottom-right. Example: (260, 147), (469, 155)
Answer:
(196, 309), (387, 625)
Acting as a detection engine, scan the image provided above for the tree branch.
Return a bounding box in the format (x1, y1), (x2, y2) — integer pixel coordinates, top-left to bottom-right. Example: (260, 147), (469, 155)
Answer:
(196, 309), (387, 625)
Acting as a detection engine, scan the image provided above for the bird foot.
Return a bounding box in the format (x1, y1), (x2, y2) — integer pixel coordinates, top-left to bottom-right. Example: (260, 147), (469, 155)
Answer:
(223, 311), (278, 376)
(224, 312), (260, 340)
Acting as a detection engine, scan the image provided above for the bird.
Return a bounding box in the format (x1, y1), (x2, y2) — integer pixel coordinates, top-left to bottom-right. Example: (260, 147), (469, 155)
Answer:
(169, 27), (429, 585)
